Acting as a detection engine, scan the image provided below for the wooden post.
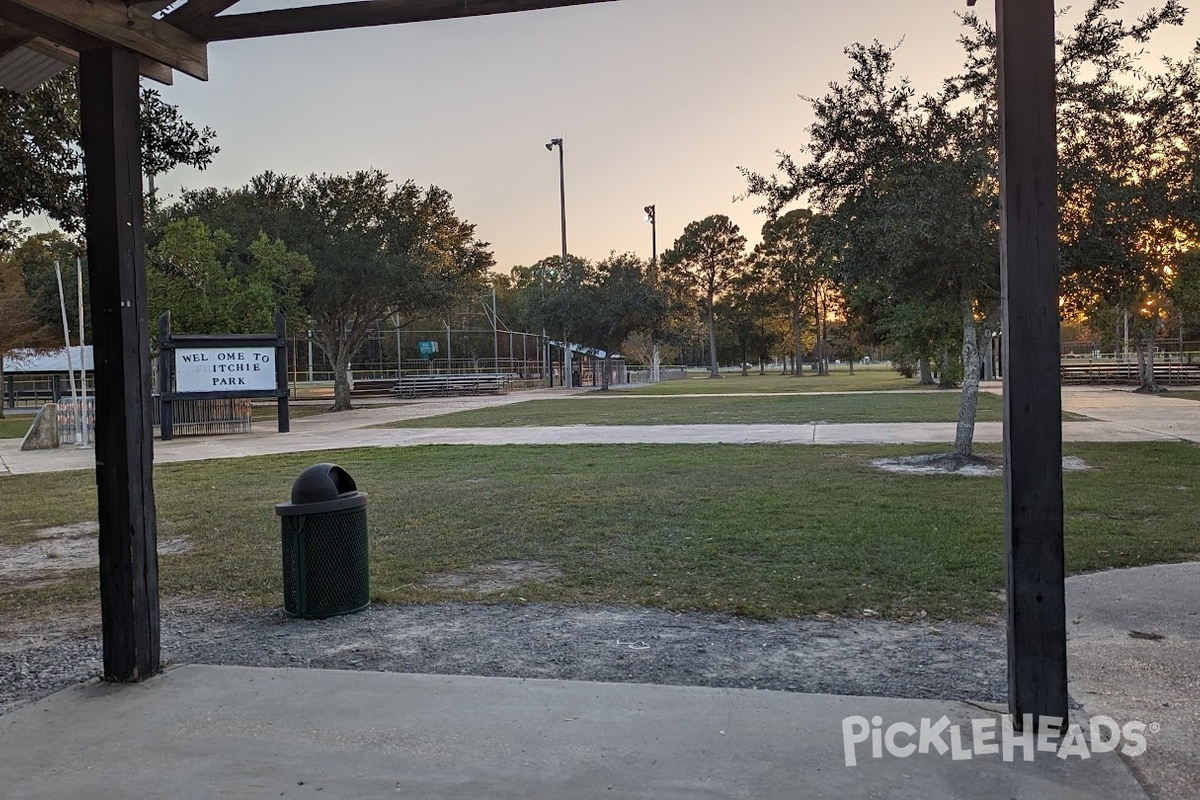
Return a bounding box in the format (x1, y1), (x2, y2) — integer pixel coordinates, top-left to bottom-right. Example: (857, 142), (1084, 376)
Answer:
(80, 46), (161, 682)
(159, 313), (174, 441)
(275, 311), (290, 433)
(996, 0), (1067, 726)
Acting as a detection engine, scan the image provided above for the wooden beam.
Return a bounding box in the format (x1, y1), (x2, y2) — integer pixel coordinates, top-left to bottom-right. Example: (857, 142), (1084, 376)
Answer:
(996, 0), (1068, 728)
(22, 36), (174, 84)
(164, 0), (243, 32)
(191, 0), (619, 41)
(0, 26), (31, 58)
(79, 45), (162, 682)
(0, 15), (171, 84)
(0, 0), (207, 79)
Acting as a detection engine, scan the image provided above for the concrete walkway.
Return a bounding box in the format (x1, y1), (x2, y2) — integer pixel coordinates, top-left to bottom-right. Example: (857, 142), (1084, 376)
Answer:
(0, 665), (1148, 799)
(2, 386), (1197, 476)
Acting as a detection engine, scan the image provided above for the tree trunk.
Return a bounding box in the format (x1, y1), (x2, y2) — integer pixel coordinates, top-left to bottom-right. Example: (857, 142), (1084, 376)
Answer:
(601, 354), (611, 390)
(816, 294), (829, 376)
(983, 333), (996, 381)
(848, 358), (855, 375)
(816, 289), (825, 376)
(706, 297), (721, 378)
(759, 358), (766, 376)
(1136, 334), (1160, 392)
(741, 346), (749, 377)
(314, 317), (370, 413)
(332, 361), (353, 411)
(918, 358), (935, 385)
(791, 298), (804, 377)
(0, 352), (5, 419)
(938, 347), (955, 389)
(954, 297), (982, 458)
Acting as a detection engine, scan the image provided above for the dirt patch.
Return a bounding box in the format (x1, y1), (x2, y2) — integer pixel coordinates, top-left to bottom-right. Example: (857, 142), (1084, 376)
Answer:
(0, 522), (191, 588)
(871, 453), (1003, 476)
(872, 453), (1092, 476)
(424, 560), (563, 593)
(0, 600), (1013, 718)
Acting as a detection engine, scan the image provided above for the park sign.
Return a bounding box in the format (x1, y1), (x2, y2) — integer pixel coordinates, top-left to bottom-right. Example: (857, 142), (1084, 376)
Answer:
(157, 312), (290, 440)
(174, 346), (276, 392)
(418, 340), (439, 359)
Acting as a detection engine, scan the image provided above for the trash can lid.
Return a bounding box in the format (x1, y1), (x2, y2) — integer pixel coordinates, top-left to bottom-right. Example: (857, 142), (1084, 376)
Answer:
(275, 490), (367, 516)
(290, 463), (357, 504)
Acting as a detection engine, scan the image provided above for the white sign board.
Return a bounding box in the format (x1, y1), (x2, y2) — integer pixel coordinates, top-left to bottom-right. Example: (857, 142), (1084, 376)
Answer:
(175, 347), (276, 393)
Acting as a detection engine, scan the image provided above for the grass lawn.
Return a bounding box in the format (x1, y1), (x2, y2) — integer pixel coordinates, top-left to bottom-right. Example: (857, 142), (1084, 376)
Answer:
(2, 441), (1196, 621)
(385, 392), (1006, 428)
(623, 368), (922, 395)
(251, 404), (331, 423)
(251, 402), (409, 423)
(0, 416), (32, 439)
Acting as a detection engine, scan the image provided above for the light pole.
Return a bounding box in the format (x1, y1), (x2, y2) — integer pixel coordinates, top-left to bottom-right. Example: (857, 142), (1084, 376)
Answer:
(546, 137), (571, 388)
(645, 204), (661, 383)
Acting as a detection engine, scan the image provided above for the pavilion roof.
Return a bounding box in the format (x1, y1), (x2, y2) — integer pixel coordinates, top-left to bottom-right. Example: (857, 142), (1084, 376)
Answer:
(0, 0), (618, 92)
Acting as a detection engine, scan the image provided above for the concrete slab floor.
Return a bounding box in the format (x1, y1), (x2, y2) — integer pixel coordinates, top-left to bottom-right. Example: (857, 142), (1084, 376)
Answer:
(1066, 563), (1200, 800)
(0, 665), (1148, 799)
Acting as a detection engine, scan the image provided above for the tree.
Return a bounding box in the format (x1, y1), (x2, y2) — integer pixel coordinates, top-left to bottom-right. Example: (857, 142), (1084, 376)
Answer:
(0, 230), (58, 419)
(163, 171), (492, 410)
(147, 218), (314, 344)
(660, 215), (748, 378)
(827, 318), (865, 374)
(514, 253), (667, 387)
(1050, 1), (1200, 391)
(744, 38), (999, 456)
(511, 253), (592, 360)
(743, 1), (1197, 449)
(1, 70), (218, 230)
(11, 230), (89, 341)
(1170, 250), (1200, 332)
(719, 262), (784, 376)
(306, 174), (493, 410)
(620, 331), (654, 368)
(753, 209), (827, 376)
(574, 253), (665, 389)
(0, 218), (23, 251)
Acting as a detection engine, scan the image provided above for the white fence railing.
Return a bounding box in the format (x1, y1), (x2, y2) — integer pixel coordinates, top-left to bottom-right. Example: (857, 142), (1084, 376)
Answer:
(624, 368), (689, 384)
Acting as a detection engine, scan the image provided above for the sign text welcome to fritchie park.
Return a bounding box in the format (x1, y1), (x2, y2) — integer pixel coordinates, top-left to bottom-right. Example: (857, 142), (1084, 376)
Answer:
(175, 347), (277, 392)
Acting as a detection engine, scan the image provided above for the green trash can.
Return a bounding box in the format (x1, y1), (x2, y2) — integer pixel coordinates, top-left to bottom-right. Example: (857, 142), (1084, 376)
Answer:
(274, 463), (370, 619)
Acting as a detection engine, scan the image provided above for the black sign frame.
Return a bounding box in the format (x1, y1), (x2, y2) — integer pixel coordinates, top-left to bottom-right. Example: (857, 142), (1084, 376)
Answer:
(157, 311), (290, 440)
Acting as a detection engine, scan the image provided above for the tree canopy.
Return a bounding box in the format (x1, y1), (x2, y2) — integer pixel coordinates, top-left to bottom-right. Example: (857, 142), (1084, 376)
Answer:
(161, 170), (494, 410)
(740, 0), (1200, 449)
(0, 71), (218, 230)
(660, 214), (748, 379)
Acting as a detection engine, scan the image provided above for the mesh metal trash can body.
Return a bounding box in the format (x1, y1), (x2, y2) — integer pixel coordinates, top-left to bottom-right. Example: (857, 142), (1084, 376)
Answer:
(275, 464), (370, 619)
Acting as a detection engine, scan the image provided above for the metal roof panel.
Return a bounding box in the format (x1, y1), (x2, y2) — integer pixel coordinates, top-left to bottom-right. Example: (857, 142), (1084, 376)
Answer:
(0, 46), (68, 93)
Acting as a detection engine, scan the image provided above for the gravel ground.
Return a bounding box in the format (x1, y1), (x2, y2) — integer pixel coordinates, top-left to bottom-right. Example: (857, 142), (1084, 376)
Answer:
(0, 601), (1011, 716)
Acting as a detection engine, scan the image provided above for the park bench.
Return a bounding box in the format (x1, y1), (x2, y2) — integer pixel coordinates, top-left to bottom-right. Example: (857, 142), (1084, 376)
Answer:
(391, 373), (514, 398)
(348, 378), (400, 398)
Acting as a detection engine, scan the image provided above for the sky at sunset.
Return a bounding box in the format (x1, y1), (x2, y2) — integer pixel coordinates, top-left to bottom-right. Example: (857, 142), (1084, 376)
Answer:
(145, 0), (1200, 272)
